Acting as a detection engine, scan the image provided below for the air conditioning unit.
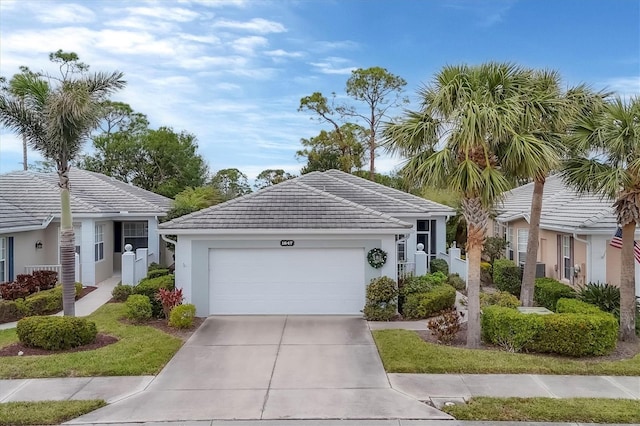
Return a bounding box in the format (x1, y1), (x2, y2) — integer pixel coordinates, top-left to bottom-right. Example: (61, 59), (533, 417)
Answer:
(535, 263), (546, 278)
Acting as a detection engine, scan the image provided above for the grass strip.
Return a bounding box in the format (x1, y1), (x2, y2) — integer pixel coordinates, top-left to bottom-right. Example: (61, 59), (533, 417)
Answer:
(0, 400), (106, 426)
(0, 303), (183, 378)
(373, 329), (640, 375)
(443, 397), (640, 423)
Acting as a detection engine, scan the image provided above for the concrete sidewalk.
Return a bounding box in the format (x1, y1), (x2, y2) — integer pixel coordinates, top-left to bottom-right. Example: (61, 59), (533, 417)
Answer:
(0, 274), (119, 330)
(60, 422), (637, 426)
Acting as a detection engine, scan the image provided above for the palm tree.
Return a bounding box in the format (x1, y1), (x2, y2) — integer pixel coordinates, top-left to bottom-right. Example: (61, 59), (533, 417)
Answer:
(0, 56), (125, 316)
(563, 96), (640, 342)
(385, 62), (529, 348)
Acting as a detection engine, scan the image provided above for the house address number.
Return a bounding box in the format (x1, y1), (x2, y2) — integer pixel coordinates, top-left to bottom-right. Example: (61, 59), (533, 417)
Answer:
(280, 240), (295, 247)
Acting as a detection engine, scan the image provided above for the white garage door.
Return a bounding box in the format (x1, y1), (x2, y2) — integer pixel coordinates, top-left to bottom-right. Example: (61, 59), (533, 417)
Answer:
(209, 248), (365, 315)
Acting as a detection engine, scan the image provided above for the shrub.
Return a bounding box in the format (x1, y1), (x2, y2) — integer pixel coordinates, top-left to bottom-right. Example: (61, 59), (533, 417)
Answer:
(482, 236), (509, 263)
(148, 262), (162, 271)
(534, 278), (576, 311)
(169, 303), (196, 329)
(447, 273), (466, 291)
(492, 259), (522, 297)
(403, 284), (456, 320)
(430, 258), (449, 275)
(480, 291), (520, 309)
(23, 287), (63, 316)
(0, 281), (31, 300)
(75, 282), (84, 299)
(31, 270), (58, 290)
(577, 282), (621, 317)
(133, 275), (175, 317)
(480, 262), (493, 286)
(401, 272), (448, 296)
(16, 316), (97, 350)
(156, 288), (184, 319)
(147, 268), (171, 279)
(111, 284), (134, 302)
(362, 276), (398, 321)
(427, 308), (462, 344)
(125, 294), (152, 322)
(15, 274), (38, 294)
(481, 303), (618, 356)
(0, 300), (23, 323)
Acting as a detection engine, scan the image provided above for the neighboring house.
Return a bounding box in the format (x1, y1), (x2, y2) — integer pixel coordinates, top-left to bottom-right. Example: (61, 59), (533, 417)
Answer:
(0, 169), (172, 286)
(494, 174), (640, 296)
(159, 169), (455, 316)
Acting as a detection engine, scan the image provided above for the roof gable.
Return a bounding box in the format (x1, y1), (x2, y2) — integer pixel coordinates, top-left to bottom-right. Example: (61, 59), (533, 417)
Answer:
(159, 179), (412, 231)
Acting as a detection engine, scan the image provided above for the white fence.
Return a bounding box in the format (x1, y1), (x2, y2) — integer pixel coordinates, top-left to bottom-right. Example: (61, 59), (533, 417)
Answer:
(437, 242), (468, 284)
(122, 247), (149, 286)
(24, 253), (80, 282)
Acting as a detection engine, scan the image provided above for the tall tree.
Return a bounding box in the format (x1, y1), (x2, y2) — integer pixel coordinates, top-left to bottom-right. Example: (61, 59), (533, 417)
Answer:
(563, 96), (640, 342)
(341, 67), (407, 180)
(385, 62), (530, 348)
(210, 168), (252, 201)
(0, 50), (125, 316)
(255, 169), (295, 189)
(164, 186), (223, 221)
(296, 123), (367, 173)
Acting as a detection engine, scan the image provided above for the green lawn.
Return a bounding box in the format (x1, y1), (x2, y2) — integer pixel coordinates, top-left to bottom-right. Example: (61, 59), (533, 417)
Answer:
(443, 397), (640, 423)
(373, 329), (640, 375)
(0, 303), (183, 378)
(0, 400), (106, 426)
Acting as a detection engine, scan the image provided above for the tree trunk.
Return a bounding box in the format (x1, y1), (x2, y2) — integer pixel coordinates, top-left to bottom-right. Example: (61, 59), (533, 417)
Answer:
(521, 177), (545, 307)
(22, 134), (27, 170)
(58, 165), (76, 316)
(619, 222), (638, 342)
(462, 197), (488, 349)
(369, 115), (375, 181)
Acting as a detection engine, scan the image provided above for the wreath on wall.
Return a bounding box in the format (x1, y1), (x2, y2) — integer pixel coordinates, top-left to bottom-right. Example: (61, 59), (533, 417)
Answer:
(367, 248), (388, 269)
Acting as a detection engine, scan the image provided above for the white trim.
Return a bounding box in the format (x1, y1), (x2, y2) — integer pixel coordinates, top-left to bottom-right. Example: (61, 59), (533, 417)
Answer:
(158, 228), (412, 235)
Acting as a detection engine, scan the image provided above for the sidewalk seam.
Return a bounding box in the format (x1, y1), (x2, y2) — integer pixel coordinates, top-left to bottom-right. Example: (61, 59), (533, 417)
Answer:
(531, 375), (558, 398)
(260, 315), (287, 419)
(0, 379), (31, 402)
(602, 375), (639, 399)
(68, 377), (94, 400)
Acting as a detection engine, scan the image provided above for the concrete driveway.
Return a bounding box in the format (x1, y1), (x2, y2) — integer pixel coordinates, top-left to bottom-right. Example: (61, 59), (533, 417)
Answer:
(70, 316), (450, 423)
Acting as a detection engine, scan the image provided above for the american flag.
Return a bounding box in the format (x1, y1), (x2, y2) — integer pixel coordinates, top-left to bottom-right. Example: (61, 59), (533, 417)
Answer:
(610, 227), (640, 263)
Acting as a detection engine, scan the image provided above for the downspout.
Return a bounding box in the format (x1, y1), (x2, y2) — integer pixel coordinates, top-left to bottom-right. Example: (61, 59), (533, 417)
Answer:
(572, 233), (590, 285)
(161, 234), (177, 247)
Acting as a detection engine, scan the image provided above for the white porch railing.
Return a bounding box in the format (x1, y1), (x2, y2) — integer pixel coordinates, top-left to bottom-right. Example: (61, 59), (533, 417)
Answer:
(24, 253), (80, 282)
(438, 242), (468, 284)
(397, 261), (415, 282)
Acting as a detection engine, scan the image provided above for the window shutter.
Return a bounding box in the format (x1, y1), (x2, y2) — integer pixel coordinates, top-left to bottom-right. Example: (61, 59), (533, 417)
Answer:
(8, 237), (14, 281)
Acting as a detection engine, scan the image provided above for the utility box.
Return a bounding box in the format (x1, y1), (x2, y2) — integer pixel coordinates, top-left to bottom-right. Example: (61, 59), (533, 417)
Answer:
(536, 263), (546, 278)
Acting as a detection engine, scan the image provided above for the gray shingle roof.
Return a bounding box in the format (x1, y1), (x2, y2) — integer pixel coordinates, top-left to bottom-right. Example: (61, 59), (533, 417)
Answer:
(496, 174), (617, 233)
(0, 169), (172, 231)
(159, 179), (413, 231)
(298, 170), (455, 216)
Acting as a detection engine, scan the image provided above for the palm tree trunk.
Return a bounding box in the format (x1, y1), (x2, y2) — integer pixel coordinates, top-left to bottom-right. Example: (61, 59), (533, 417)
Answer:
(369, 132), (375, 180)
(619, 222), (638, 341)
(58, 165), (76, 316)
(22, 133), (28, 170)
(462, 197), (488, 348)
(521, 177), (545, 306)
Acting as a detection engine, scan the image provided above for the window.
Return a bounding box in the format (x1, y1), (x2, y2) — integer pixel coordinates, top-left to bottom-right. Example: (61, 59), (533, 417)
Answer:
(416, 219), (437, 262)
(517, 229), (528, 266)
(562, 235), (571, 280)
(123, 222), (148, 251)
(507, 226), (514, 261)
(0, 237), (6, 282)
(95, 224), (104, 262)
(397, 238), (407, 262)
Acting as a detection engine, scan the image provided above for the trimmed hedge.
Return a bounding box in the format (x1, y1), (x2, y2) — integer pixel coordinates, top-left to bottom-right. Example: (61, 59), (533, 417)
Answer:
(534, 278), (576, 311)
(16, 316), (97, 350)
(363, 276), (398, 321)
(481, 302), (618, 356)
(403, 284), (456, 320)
(493, 259), (522, 297)
(401, 272), (448, 296)
(112, 284), (134, 302)
(430, 258), (449, 275)
(133, 275), (175, 317)
(447, 273), (466, 291)
(169, 303), (196, 328)
(125, 294), (153, 322)
(480, 291), (520, 309)
(147, 268), (171, 279)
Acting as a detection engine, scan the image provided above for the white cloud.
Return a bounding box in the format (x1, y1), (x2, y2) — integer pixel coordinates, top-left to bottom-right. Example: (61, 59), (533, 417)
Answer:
(213, 18), (286, 34)
(313, 40), (359, 52)
(265, 49), (304, 58)
(125, 6), (200, 22)
(34, 3), (95, 24)
(231, 36), (269, 54)
(176, 55), (247, 70)
(602, 76), (640, 98)
(179, 0), (247, 7)
(104, 16), (178, 33)
(178, 33), (220, 44)
(309, 58), (356, 75)
(0, 133), (23, 154)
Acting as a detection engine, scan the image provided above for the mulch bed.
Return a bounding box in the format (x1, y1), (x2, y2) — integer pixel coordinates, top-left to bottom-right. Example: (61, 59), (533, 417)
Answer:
(77, 285), (97, 299)
(0, 333), (118, 357)
(417, 322), (640, 361)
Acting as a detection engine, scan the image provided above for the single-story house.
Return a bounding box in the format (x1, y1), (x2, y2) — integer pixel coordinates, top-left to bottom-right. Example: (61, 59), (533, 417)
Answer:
(159, 169), (455, 316)
(494, 174), (640, 296)
(0, 168), (172, 286)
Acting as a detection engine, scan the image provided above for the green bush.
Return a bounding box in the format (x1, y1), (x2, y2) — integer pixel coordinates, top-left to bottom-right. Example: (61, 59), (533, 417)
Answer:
(403, 284), (456, 320)
(493, 258), (522, 297)
(133, 275), (175, 317)
(577, 282), (621, 317)
(148, 262), (162, 271)
(111, 284), (134, 302)
(147, 269), (171, 279)
(16, 316), (97, 350)
(75, 282), (83, 298)
(534, 278), (576, 311)
(401, 272), (448, 296)
(430, 258), (449, 275)
(480, 262), (493, 286)
(0, 300), (23, 323)
(125, 294), (153, 322)
(363, 276), (398, 321)
(481, 303), (618, 356)
(447, 273), (466, 291)
(169, 303), (196, 329)
(23, 288), (63, 316)
(480, 291), (520, 309)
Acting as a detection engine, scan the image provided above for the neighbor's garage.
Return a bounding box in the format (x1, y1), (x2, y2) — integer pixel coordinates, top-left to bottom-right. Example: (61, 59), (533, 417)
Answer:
(209, 247), (365, 315)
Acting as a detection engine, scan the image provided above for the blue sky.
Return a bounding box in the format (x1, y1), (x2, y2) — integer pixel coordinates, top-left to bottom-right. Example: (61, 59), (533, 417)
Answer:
(1, 0), (638, 181)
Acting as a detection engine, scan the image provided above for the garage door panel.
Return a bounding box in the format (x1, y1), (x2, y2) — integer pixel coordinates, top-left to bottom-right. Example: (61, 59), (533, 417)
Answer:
(209, 248), (365, 315)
